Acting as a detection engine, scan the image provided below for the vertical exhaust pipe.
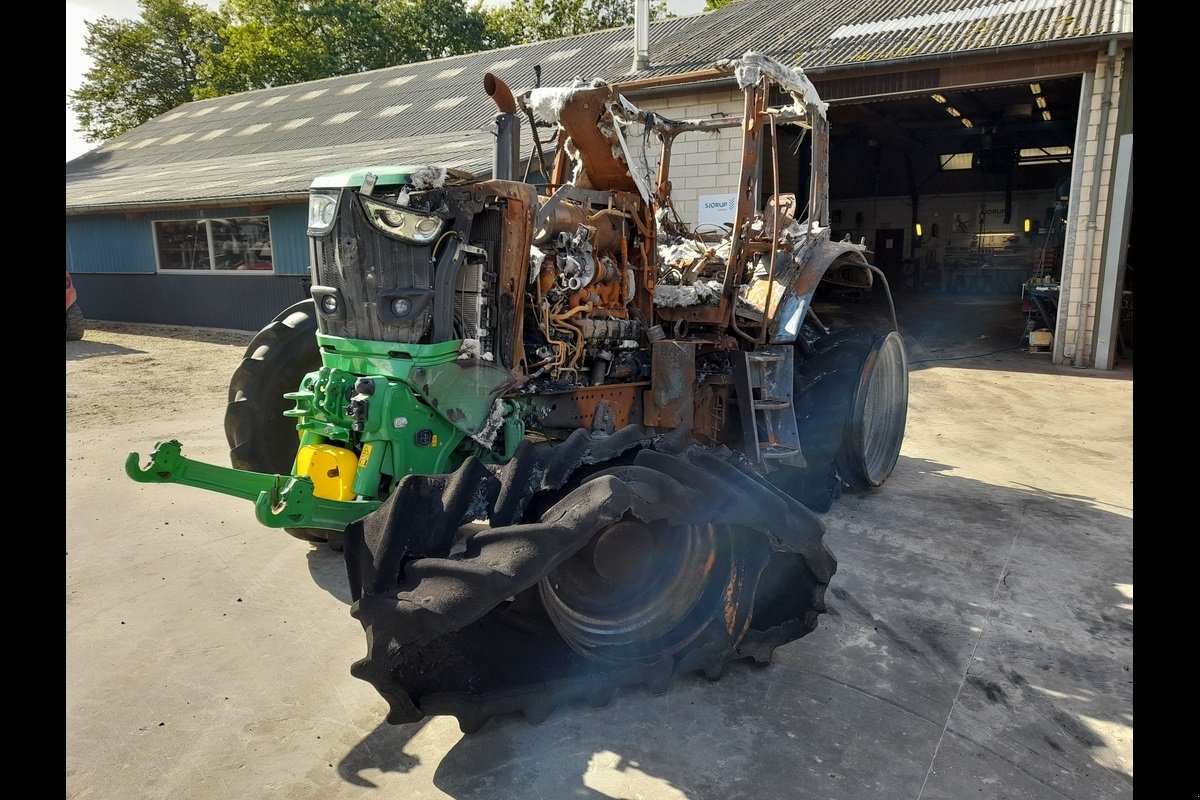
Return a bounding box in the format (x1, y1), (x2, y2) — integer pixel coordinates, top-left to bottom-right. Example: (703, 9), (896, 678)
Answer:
(631, 0), (650, 71)
(484, 73), (521, 181)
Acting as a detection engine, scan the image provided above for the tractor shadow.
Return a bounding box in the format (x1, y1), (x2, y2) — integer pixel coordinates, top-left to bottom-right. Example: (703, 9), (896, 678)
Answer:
(304, 544), (354, 604)
(330, 457), (1133, 799)
(65, 339), (146, 361)
(83, 319), (253, 347)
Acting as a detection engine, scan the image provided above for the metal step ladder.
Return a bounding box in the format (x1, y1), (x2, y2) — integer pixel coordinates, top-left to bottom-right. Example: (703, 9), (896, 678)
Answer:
(732, 345), (806, 466)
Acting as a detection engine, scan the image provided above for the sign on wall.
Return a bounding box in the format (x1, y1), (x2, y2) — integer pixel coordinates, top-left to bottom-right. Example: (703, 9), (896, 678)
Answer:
(698, 194), (737, 227)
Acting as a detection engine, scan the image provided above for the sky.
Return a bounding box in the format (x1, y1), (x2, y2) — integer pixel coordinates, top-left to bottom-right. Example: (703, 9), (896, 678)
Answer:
(65, 0), (709, 162)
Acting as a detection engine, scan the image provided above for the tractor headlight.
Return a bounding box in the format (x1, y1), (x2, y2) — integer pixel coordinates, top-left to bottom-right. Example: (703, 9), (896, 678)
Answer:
(308, 191), (340, 234)
(361, 197), (444, 244)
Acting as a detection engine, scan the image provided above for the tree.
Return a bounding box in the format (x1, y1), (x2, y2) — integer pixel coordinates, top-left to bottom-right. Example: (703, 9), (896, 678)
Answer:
(703, 0), (737, 10)
(69, 0), (225, 142)
(200, 0), (391, 96)
(485, 0), (669, 48)
(200, 0), (498, 96)
(379, 0), (501, 62)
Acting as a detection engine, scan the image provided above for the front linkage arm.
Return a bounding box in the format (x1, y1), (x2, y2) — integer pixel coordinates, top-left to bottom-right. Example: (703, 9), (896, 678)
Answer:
(125, 440), (380, 531)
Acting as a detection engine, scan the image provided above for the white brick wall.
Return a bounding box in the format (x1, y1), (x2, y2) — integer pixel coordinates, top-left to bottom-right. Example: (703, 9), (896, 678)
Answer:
(629, 93), (746, 225)
(1058, 47), (1126, 366)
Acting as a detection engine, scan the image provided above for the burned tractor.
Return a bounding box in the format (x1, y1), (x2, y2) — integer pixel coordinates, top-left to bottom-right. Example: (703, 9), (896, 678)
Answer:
(127, 52), (908, 732)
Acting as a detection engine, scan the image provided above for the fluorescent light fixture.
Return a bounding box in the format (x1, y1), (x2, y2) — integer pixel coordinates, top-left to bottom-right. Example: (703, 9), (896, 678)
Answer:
(1029, 82), (1042, 94)
(1042, 110), (1052, 121)
(1036, 96), (1047, 109)
(946, 106), (961, 117)
(961, 118), (974, 128)
(931, 93), (947, 103)
(915, 223), (923, 237)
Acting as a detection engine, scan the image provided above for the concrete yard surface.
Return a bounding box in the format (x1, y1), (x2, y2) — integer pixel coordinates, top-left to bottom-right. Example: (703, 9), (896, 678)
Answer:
(66, 294), (1132, 799)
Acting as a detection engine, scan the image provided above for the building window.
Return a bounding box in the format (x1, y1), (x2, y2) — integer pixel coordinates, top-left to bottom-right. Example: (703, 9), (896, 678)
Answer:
(938, 153), (973, 171)
(1018, 146), (1072, 166)
(154, 216), (273, 272)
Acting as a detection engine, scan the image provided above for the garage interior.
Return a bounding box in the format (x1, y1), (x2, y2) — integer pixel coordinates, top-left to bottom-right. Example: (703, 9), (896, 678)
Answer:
(771, 71), (1132, 363)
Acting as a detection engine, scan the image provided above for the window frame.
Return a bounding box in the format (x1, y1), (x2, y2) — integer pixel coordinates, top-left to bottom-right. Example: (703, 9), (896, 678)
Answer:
(152, 215), (275, 274)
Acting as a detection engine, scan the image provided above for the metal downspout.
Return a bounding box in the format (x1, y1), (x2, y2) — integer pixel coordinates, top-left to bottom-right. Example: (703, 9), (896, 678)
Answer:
(1073, 39), (1119, 368)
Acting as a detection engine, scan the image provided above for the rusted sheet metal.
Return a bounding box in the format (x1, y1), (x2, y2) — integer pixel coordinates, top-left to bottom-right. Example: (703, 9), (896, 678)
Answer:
(809, 110), (830, 226)
(742, 275), (790, 320)
(477, 179), (537, 372)
(691, 382), (732, 444)
(724, 81), (769, 298)
(555, 88), (640, 194)
(611, 64), (729, 94)
(535, 383), (645, 431)
(655, 302), (729, 326)
(643, 340), (697, 430)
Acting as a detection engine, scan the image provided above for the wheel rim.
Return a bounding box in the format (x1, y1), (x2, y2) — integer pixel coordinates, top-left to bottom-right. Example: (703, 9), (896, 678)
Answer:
(539, 518), (734, 662)
(855, 331), (909, 485)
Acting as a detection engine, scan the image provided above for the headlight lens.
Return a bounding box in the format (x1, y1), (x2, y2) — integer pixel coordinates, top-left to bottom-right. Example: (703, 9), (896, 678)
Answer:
(361, 197), (444, 244)
(308, 191), (339, 234)
(319, 294), (339, 314)
(390, 297), (412, 317)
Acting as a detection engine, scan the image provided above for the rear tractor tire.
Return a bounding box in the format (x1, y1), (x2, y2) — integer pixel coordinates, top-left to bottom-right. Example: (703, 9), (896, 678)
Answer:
(836, 330), (908, 490)
(224, 299), (329, 544)
(774, 328), (909, 510)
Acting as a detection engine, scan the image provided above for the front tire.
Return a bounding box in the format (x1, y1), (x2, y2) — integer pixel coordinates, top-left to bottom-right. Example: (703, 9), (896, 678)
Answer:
(66, 302), (85, 341)
(536, 452), (832, 671)
(224, 299), (326, 543)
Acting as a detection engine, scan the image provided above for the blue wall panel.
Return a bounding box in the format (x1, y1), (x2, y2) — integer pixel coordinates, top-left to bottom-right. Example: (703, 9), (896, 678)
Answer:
(65, 214), (158, 274)
(66, 202), (310, 275)
(66, 201), (313, 327)
(265, 204), (309, 276)
(71, 272), (312, 331)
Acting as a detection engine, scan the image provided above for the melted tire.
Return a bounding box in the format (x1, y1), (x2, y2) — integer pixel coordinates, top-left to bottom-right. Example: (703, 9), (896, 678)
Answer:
(224, 299), (325, 542)
(343, 437), (835, 732)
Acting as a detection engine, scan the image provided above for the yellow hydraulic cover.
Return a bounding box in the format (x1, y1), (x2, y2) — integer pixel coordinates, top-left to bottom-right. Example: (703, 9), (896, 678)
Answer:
(294, 444), (359, 501)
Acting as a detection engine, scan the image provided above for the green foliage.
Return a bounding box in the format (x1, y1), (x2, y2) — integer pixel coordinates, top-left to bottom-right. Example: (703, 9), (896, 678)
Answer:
(703, 0), (736, 10)
(68, 0), (225, 142)
(484, 0), (669, 47)
(199, 0), (393, 95)
(200, 0), (500, 96)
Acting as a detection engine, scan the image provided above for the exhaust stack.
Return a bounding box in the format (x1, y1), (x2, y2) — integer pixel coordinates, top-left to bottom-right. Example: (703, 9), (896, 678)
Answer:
(484, 73), (521, 181)
(631, 0), (650, 71)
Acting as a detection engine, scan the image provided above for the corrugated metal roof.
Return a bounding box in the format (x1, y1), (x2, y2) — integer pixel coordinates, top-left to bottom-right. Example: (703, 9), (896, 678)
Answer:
(66, 0), (1129, 211)
(66, 131), (500, 213)
(626, 0), (1127, 77)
